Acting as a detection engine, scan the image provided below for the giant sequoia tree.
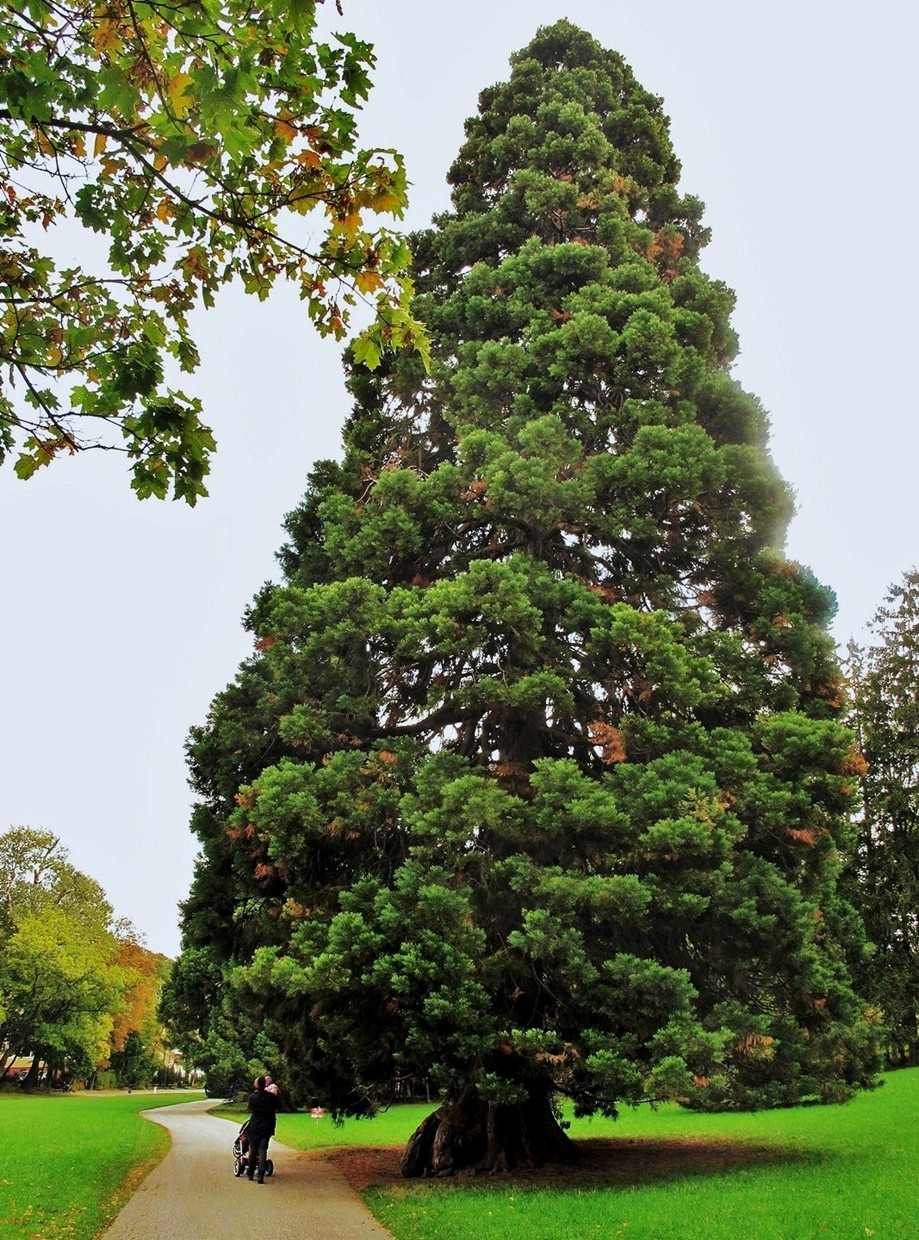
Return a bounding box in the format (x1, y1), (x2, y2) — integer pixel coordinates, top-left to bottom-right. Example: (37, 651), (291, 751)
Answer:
(167, 22), (879, 1174)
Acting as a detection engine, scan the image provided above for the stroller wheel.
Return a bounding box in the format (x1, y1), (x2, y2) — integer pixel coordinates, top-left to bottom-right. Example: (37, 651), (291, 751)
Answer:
(266, 1159), (274, 1178)
(233, 1158), (245, 1177)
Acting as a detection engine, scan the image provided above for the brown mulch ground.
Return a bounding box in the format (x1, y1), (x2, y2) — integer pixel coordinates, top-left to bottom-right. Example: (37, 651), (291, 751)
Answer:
(327, 1136), (796, 1193)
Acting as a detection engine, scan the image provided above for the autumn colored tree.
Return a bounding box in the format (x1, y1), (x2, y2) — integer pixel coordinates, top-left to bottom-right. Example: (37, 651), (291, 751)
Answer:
(842, 571), (919, 1065)
(0, 828), (128, 1083)
(106, 932), (171, 1085)
(109, 935), (168, 1052)
(166, 21), (879, 1173)
(0, 0), (426, 500)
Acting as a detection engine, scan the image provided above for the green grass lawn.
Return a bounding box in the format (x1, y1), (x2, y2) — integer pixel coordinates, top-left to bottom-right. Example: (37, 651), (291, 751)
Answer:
(0, 1090), (203, 1240)
(364, 1071), (919, 1240)
(7, 1075), (918, 1239)
(236, 1070), (919, 1240)
(214, 1096), (434, 1150)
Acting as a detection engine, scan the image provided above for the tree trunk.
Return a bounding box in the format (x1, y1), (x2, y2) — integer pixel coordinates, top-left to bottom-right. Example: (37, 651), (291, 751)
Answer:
(22, 1056), (42, 1091)
(400, 1084), (577, 1177)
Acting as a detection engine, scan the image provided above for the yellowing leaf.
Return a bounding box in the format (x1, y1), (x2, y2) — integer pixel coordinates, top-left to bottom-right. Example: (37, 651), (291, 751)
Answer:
(167, 72), (195, 119)
(336, 211), (362, 240)
(93, 132), (108, 157)
(355, 270), (384, 294)
(92, 17), (121, 55)
(288, 188), (318, 215)
(274, 116), (298, 142)
(367, 188), (403, 213)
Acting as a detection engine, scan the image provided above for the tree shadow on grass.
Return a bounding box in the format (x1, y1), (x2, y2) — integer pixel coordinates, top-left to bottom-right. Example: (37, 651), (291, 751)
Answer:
(327, 1135), (817, 1193)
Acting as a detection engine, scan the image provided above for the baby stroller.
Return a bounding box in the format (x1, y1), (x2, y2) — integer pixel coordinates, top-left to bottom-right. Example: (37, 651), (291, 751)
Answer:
(232, 1120), (274, 1178)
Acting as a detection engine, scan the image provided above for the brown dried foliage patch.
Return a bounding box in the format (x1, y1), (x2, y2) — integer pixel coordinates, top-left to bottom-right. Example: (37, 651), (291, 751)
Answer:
(589, 722), (627, 764)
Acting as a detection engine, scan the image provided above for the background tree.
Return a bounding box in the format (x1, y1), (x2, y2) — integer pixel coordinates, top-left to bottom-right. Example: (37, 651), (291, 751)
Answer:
(0, 828), (128, 1084)
(165, 21), (880, 1173)
(106, 930), (171, 1087)
(0, 0), (426, 501)
(158, 944), (278, 1096)
(0, 823), (103, 917)
(108, 1029), (158, 1088)
(842, 570), (919, 1065)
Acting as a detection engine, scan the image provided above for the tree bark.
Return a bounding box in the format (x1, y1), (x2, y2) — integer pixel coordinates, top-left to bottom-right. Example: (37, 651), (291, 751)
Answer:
(22, 1056), (42, 1091)
(400, 1084), (577, 1177)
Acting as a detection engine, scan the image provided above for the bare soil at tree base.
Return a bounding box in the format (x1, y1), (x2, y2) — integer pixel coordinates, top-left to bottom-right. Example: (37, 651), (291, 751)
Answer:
(328, 1135), (794, 1192)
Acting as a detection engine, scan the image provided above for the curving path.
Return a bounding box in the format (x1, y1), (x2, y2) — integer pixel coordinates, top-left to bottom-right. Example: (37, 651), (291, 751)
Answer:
(103, 1099), (394, 1239)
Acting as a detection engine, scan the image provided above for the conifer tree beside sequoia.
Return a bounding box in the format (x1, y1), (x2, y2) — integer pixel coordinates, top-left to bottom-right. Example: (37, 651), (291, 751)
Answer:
(842, 571), (919, 1066)
(166, 21), (880, 1175)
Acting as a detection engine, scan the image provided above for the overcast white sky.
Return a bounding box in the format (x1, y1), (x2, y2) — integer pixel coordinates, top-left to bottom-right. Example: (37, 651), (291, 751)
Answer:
(1, 1), (915, 955)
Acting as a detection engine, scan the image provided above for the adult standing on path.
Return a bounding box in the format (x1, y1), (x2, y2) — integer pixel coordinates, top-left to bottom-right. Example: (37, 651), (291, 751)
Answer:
(103, 1097), (395, 1240)
(246, 1076), (279, 1181)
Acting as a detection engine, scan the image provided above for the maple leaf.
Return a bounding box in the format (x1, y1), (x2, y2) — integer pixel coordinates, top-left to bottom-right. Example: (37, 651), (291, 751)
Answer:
(0, 0), (422, 503)
(352, 335), (381, 369)
(339, 212), (363, 239)
(166, 72), (195, 119)
(274, 116), (298, 142)
(355, 270), (384, 294)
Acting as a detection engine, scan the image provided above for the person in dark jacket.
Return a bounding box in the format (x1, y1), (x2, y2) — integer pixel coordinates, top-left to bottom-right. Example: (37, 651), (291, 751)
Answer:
(246, 1076), (279, 1182)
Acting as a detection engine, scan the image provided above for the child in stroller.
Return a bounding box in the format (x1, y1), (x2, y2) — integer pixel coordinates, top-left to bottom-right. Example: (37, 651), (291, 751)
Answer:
(233, 1119), (274, 1178)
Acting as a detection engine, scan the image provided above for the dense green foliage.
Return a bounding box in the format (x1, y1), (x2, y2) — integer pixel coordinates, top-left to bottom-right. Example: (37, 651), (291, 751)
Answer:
(0, 0), (425, 500)
(166, 21), (879, 1170)
(108, 1029), (160, 1089)
(0, 1091), (198, 1239)
(843, 571), (919, 1064)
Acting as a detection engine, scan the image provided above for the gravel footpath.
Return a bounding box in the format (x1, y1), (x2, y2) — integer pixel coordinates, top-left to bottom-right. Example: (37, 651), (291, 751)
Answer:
(103, 1099), (395, 1240)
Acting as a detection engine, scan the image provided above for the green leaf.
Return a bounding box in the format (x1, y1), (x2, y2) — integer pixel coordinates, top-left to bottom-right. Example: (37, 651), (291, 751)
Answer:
(352, 333), (382, 370)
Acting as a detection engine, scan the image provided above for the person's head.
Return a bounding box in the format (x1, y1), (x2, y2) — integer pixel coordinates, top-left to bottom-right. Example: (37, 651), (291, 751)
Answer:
(254, 1076), (266, 1091)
